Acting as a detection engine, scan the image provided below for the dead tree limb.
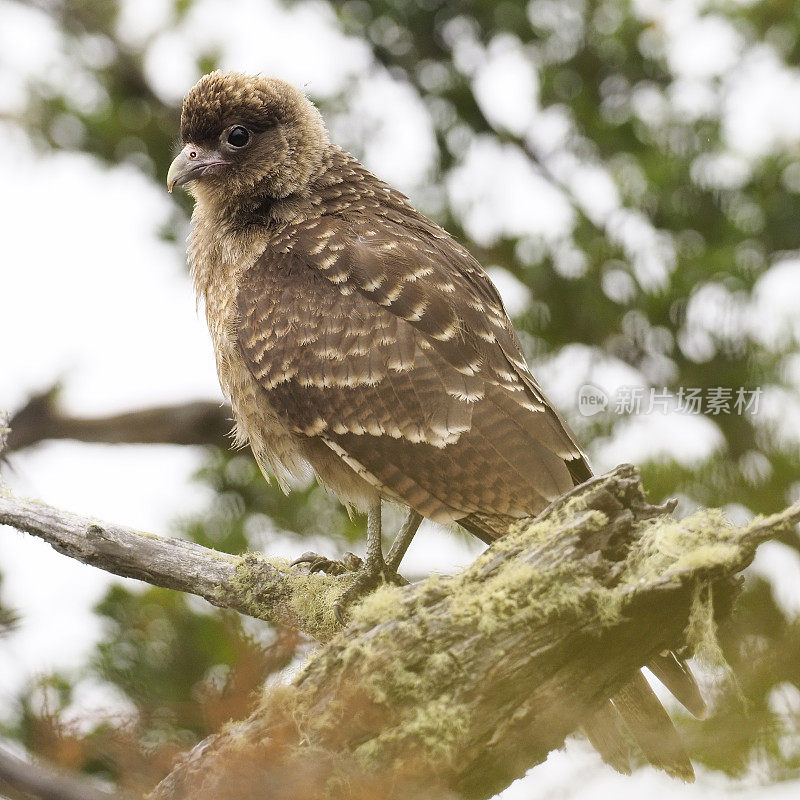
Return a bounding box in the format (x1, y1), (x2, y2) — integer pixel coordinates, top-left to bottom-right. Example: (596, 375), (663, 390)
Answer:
(3, 430), (799, 799)
(0, 489), (350, 641)
(0, 742), (125, 800)
(146, 466), (800, 800)
(5, 388), (233, 453)
(145, 465), (799, 800)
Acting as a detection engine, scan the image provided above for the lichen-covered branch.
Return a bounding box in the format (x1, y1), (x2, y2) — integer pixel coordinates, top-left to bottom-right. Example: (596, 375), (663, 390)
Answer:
(150, 465), (800, 800)
(0, 490), (349, 641)
(3, 433), (798, 798)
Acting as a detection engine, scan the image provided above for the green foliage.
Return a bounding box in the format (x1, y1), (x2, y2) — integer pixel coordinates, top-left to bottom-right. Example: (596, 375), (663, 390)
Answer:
(0, 575), (19, 636)
(94, 585), (243, 718)
(183, 450), (365, 555)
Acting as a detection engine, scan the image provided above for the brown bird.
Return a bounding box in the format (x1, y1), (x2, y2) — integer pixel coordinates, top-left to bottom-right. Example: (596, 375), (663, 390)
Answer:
(168, 71), (704, 780)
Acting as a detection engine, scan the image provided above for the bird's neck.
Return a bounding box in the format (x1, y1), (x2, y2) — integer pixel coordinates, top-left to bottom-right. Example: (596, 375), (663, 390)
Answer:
(187, 146), (418, 305)
(231, 146), (350, 228)
(185, 151), (331, 309)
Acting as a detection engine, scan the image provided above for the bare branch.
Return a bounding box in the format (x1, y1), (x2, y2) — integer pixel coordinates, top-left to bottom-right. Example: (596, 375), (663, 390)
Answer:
(0, 742), (124, 800)
(5, 389), (233, 453)
(0, 490), (348, 641)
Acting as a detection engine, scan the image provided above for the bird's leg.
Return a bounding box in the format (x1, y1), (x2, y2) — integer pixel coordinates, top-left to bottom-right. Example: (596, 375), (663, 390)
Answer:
(385, 509), (423, 573)
(362, 496), (385, 575)
(292, 502), (421, 625)
(333, 497), (391, 624)
(333, 500), (428, 624)
(291, 498), (385, 579)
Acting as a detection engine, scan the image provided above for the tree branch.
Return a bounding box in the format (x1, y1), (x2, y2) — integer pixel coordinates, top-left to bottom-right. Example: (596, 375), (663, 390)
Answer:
(4, 425), (799, 798)
(134, 468), (800, 798)
(5, 389), (233, 453)
(0, 742), (124, 800)
(0, 487), (352, 642)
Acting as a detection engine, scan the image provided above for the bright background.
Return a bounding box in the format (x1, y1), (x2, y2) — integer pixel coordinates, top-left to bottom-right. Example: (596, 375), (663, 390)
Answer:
(2, 0), (800, 796)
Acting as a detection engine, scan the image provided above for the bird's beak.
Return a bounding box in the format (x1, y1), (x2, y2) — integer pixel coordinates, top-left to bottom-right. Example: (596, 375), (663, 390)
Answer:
(167, 144), (225, 192)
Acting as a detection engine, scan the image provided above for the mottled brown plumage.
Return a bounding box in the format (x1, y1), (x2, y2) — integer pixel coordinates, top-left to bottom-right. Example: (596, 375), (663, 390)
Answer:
(168, 71), (701, 780)
(173, 71), (589, 531)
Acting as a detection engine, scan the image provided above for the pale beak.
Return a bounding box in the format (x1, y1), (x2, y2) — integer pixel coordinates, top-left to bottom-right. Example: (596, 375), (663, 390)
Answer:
(167, 144), (225, 192)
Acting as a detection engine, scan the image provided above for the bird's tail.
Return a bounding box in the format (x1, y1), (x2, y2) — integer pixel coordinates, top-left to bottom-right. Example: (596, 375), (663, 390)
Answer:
(457, 512), (705, 780)
(601, 670), (697, 780)
(584, 652), (705, 780)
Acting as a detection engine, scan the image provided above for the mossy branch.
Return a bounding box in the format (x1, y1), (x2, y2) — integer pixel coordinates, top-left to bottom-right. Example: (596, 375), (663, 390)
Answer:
(149, 464), (800, 800)
(3, 417), (798, 798)
(0, 490), (352, 641)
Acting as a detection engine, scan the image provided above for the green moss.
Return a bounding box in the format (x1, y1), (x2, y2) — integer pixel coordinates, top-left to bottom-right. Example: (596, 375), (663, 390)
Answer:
(295, 508), (632, 772)
(447, 507), (614, 635)
(288, 579), (346, 642)
(244, 493), (773, 779)
(502, 504), (608, 554)
(621, 509), (742, 585)
(686, 582), (726, 667)
(353, 697), (471, 769)
(351, 583), (407, 629)
(232, 555), (346, 641)
(675, 542), (741, 571)
(615, 508), (756, 666)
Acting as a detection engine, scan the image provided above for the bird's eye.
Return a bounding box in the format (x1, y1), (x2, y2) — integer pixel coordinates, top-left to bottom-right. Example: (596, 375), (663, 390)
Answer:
(227, 126), (250, 148)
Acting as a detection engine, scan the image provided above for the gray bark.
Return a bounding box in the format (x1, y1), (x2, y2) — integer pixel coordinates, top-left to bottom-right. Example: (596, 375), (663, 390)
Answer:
(3, 419), (799, 799)
(145, 465), (799, 800)
(0, 490), (351, 642)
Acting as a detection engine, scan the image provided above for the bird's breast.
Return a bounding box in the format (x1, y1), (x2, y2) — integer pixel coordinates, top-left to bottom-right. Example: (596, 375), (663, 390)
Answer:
(188, 212), (305, 485)
(189, 220), (260, 394)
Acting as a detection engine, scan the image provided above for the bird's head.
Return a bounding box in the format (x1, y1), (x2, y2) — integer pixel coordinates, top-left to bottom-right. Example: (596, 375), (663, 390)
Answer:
(167, 71), (329, 204)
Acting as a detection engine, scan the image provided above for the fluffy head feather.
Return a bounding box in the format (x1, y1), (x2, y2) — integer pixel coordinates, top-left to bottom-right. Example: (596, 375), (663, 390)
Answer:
(178, 71), (329, 202)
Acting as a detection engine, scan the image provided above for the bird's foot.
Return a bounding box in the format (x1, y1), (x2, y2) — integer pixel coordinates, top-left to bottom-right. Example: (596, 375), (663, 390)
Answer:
(332, 560), (406, 626)
(291, 552), (406, 626)
(290, 551), (362, 576)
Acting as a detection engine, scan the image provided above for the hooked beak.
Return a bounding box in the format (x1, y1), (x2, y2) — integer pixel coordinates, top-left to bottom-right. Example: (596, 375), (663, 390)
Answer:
(167, 144), (226, 192)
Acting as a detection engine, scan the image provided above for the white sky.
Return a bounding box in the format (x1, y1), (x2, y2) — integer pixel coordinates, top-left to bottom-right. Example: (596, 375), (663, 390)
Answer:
(1, 0), (800, 796)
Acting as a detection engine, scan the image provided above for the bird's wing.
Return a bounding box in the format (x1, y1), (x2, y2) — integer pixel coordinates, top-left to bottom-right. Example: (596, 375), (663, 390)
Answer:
(236, 212), (589, 523)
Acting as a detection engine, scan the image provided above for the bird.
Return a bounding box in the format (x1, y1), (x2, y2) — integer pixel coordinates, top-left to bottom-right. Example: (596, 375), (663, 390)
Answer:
(167, 70), (704, 780)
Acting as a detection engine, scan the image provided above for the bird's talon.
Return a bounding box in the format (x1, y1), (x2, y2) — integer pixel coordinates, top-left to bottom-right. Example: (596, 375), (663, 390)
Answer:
(333, 602), (347, 627)
(290, 551), (362, 577)
(290, 551), (319, 567)
(341, 552), (364, 572)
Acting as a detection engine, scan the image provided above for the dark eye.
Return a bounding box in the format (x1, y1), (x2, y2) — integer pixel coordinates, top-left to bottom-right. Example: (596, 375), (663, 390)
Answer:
(227, 126), (250, 148)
